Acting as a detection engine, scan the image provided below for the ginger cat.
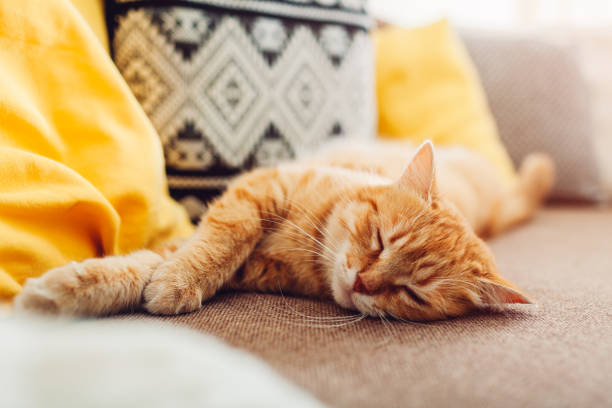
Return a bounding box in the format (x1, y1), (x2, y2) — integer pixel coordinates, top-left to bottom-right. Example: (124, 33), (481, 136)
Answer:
(15, 141), (554, 321)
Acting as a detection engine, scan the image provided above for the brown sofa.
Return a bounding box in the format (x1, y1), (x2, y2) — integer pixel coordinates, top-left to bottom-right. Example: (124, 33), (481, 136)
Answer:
(116, 206), (612, 407)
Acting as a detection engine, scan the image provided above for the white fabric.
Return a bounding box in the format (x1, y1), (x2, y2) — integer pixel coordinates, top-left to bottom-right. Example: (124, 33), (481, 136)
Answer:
(1, 318), (323, 408)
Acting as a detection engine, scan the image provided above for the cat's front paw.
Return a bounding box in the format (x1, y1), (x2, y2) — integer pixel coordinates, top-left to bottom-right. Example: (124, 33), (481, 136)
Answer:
(14, 251), (163, 317)
(143, 260), (215, 315)
(14, 262), (84, 316)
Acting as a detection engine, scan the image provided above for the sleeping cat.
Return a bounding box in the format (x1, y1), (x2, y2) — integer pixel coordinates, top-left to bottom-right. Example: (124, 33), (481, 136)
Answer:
(15, 141), (554, 321)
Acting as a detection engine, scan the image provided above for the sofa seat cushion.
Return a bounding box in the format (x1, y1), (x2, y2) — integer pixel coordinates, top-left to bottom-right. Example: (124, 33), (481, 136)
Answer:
(115, 207), (612, 407)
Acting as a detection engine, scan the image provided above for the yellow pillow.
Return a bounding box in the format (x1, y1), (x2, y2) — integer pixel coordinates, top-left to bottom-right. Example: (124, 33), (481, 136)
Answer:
(375, 19), (517, 186)
(0, 0), (193, 297)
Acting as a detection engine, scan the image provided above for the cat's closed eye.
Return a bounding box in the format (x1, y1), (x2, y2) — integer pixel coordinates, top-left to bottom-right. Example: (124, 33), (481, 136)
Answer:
(399, 285), (429, 306)
(376, 229), (384, 250)
(369, 228), (383, 254)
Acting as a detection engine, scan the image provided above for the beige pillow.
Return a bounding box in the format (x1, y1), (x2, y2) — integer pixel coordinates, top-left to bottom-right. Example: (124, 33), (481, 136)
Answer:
(463, 30), (609, 202)
(541, 28), (612, 201)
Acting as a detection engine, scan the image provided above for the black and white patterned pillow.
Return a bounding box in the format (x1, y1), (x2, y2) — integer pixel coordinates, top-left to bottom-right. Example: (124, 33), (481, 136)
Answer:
(105, 0), (375, 220)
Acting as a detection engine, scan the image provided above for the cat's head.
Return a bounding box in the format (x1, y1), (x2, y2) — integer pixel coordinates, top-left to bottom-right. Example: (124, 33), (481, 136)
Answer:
(324, 141), (532, 321)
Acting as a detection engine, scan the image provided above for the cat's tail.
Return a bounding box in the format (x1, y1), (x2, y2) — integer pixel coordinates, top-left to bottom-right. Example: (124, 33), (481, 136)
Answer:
(488, 153), (555, 236)
(519, 153), (556, 206)
(14, 250), (164, 317)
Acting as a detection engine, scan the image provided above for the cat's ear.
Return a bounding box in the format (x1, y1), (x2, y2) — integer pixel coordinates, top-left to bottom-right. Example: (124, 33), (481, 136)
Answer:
(477, 277), (534, 305)
(397, 140), (437, 201)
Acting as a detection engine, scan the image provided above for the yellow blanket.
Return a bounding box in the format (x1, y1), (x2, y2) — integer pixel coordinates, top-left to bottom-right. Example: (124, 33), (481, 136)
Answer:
(0, 0), (193, 297)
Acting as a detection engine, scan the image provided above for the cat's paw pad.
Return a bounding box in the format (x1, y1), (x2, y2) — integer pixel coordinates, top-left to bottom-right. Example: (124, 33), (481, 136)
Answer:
(143, 262), (208, 315)
(14, 262), (82, 316)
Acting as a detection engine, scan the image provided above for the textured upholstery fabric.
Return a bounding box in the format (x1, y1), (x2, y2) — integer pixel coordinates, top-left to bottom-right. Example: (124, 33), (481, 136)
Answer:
(464, 32), (605, 202)
(116, 207), (612, 407)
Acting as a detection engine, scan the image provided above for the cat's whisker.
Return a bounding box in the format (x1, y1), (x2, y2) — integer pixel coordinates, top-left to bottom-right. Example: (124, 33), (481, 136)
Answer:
(274, 282), (364, 323)
(235, 216), (336, 262)
(274, 247), (336, 264)
(264, 312), (365, 326)
(267, 314), (366, 329)
(259, 226), (322, 248)
(275, 315), (366, 325)
(431, 277), (481, 293)
(261, 211), (336, 257)
(373, 309), (396, 347)
(272, 198), (339, 252)
(267, 304), (363, 322)
(259, 224), (310, 240)
(253, 212), (338, 259)
(276, 247), (334, 262)
(268, 307), (366, 323)
(261, 212), (324, 244)
(264, 229), (335, 261)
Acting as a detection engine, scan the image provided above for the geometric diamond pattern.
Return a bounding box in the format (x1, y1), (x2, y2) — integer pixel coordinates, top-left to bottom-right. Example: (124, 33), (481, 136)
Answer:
(285, 65), (325, 128)
(191, 18), (270, 167)
(206, 59), (259, 129)
(120, 52), (170, 114)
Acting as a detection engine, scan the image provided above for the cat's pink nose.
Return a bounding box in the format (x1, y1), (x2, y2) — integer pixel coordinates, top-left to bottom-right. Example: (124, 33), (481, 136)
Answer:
(353, 275), (367, 294)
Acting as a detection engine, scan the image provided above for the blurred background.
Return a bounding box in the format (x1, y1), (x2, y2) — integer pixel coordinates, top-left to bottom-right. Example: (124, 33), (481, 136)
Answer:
(372, 0), (612, 204)
(372, 0), (612, 29)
